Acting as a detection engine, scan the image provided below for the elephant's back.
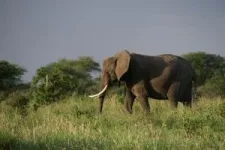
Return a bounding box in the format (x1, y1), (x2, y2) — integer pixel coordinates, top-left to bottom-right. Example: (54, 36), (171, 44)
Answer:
(158, 54), (196, 79)
(158, 54), (180, 63)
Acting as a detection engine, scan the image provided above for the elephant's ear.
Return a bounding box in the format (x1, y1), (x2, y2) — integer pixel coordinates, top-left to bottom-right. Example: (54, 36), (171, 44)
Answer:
(115, 50), (131, 81)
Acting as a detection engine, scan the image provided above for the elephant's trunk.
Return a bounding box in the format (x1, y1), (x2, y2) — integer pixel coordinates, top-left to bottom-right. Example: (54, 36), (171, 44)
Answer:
(98, 84), (107, 113)
(89, 72), (109, 113)
(98, 73), (109, 114)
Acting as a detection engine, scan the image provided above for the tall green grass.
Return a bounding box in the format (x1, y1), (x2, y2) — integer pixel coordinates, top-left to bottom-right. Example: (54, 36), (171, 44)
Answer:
(0, 95), (225, 150)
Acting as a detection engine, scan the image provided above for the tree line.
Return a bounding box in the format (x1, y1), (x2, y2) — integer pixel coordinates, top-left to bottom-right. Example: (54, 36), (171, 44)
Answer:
(1, 51), (225, 108)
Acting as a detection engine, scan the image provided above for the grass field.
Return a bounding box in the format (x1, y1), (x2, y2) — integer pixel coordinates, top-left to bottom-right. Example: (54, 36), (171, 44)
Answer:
(0, 95), (225, 150)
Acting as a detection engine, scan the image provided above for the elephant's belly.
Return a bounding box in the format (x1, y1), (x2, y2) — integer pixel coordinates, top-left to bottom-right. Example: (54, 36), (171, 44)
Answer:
(148, 88), (168, 100)
(148, 79), (169, 100)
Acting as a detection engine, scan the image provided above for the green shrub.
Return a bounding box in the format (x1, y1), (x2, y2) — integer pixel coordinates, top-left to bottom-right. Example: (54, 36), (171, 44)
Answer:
(4, 91), (29, 109)
(30, 57), (100, 105)
(198, 75), (225, 98)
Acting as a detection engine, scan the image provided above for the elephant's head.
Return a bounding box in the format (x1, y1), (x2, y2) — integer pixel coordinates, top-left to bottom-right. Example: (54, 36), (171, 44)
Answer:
(89, 49), (131, 113)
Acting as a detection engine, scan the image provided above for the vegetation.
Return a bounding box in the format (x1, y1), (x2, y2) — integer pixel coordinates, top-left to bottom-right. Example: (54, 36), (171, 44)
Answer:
(0, 60), (27, 91)
(0, 51), (225, 149)
(30, 57), (100, 105)
(182, 52), (225, 97)
(0, 96), (225, 149)
(182, 52), (225, 84)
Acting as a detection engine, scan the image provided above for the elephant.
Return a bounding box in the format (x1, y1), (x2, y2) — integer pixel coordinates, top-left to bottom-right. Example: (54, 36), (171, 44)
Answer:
(89, 49), (197, 114)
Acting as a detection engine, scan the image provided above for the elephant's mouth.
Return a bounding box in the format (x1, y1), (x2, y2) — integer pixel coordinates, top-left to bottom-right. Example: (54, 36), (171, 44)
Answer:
(89, 85), (108, 98)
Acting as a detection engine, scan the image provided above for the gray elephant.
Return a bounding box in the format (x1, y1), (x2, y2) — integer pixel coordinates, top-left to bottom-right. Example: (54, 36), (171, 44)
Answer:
(89, 49), (197, 114)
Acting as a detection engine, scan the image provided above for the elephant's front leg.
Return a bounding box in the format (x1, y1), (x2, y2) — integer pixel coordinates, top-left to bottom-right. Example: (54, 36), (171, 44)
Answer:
(123, 88), (135, 114)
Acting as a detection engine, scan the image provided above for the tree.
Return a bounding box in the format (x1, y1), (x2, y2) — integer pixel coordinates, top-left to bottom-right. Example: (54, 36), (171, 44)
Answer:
(182, 51), (225, 86)
(0, 60), (27, 91)
(183, 51), (225, 98)
(30, 57), (100, 105)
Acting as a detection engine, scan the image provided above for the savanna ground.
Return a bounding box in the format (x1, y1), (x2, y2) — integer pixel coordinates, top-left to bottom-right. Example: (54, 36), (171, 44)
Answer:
(0, 95), (225, 150)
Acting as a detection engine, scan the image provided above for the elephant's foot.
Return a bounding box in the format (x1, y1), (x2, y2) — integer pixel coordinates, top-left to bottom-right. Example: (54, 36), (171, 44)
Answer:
(170, 100), (178, 110)
(183, 101), (192, 108)
(125, 108), (133, 114)
(122, 107), (133, 114)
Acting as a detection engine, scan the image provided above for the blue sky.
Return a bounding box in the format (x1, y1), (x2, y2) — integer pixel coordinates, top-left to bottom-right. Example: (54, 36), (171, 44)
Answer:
(1, 0), (225, 81)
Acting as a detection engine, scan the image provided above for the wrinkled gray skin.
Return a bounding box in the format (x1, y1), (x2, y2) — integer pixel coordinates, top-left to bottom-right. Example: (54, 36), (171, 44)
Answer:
(90, 50), (197, 114)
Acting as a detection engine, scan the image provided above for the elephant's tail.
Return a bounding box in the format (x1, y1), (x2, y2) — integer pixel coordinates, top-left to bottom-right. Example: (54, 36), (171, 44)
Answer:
(191, 73), (197, 102)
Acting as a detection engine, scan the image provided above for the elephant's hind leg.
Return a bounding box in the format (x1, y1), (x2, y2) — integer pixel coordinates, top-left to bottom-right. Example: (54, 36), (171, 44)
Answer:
(167, 80), (191, 109)
(181, 83), (192, 108)
(167, 82), (179, 109)
(167, 80), (189, 109)
(137, 95), (150, 114)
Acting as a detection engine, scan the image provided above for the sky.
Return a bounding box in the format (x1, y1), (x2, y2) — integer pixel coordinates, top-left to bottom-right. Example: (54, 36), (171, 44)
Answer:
(1, 0), (225, 81)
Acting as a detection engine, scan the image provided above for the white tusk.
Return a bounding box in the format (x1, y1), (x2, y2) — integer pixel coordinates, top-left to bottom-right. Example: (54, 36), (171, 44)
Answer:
(89, 85), (108, 98)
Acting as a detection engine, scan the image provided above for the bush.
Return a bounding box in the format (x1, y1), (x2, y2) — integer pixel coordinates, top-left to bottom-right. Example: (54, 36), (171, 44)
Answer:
(30, 57), (100, 105)
(198, 75), (225, 98)
(4, 91), (30, 109)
